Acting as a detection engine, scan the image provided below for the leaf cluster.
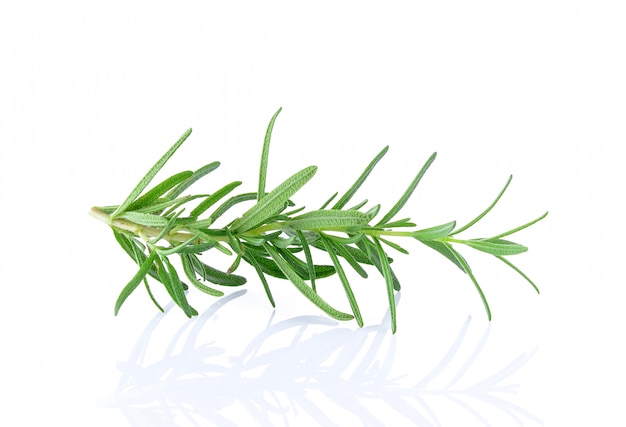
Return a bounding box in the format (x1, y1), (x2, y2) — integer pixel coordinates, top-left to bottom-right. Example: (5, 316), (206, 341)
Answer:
(90, 108), (547, 332)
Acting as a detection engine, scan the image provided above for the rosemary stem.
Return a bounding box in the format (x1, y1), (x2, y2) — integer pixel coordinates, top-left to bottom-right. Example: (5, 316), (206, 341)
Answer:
(89, 206), (204, 244)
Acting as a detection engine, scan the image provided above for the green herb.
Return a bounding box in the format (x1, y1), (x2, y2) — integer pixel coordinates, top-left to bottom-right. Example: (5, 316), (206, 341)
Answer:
(90, 108), (547, 333)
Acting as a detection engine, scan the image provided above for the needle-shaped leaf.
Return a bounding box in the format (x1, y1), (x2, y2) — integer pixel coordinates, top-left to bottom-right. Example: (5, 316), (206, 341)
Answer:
(135, 195), (205, 214)
(451, 175), (512, 236)
(320, 192), (338, 210)
(264, 243), (354, 321)
(463, 238), (528, 256)
(208, 192), (258, 225)
(258, 107), (282, 202)
(271, 235), (296, 248)
(119, 211), (170, 227)
(244, 253), (275, 307)
(495, 255), (540, 294)
(246, 249), (335, 280)
(143, 280), (164, 312)
(333, 146), (389, 209)
(231, 166), (318, 233)
(378, 218), (416, 228)
(445, 243), (491, 320)
(372, 237), (397, 333)
(112, 128), (192, 218)
(320, 232), (365, 245)
(321, 235), (364, 326)
(286, 209), (370, 231)
(419, 239), (465, 272)
(411, 221), (456, 241)
(378, 236), (409, 254)
(114, 250), (157, 315)
(175, 241), (218, 254)
(167, 161), (220, 200)
(127, 171), (193, 211)
(296, 230), (317, 292)
(276, 247), (336, 280)
(377, 152), (437, 226)
(356, 238), (400, 289)
(486, 211), (549, 240)
(190, 181), (242, 218)
(189, 254), (247, 286)
(324, 236), (368, 278)
(157, 255), (195, 317)
(180, 254), (224, 296)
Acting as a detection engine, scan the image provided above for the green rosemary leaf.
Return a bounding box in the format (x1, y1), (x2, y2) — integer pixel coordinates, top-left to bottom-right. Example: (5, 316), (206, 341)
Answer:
(167, 161), (220, 200)
(379, 218), (416, 228)
(495, 255), (540, 294)
(321, 236), (364, 327)
(180, 254), (224, 296)
(356, 238), (400, 289)
(286, 209), (370, 231)
(365, 204), (380, 220)
(463, 238), (528, 256)
(159, 255), (195, 317)
(377, 152), (437, 226)
(134, 195), (200, 214)
(231, 166), (318, 233)
(372, 237), (397, 333)
(227, 255), (242, 274)
(258, 107), (282, 202)
(451, 175), (512, 236)
(227, 231), (243, 255)
(246, 249), (335, 280)
(239, 235), (267, 246)
(419, 239), (465, 272)
(348, 199), (368, 211)
(378, 236), (410, 254)
(486, 211), (549, 240)
(320, 192), (338, 210)
(244, 253), (275, 307)
(114, 250), (157, 315)
(321, 232), (365, 245)
(175, 241), (218, 254)
(264, 243), (354, 321)
(192, 229), (232, 256)
(326, 237), (368, 278)
(411, 220), (456, 241)
(245, 251), (287, 278)
(296, 230), (317, 292)
(144, 279), (164, 312)
(445, 242), (491, 320)
(276, 247), (336, 280)
(189, 181), (242, 218)
(113, 230), (139, 262)
(156, 234), (200, 256)
(209, 192), (258, 225)
(282, 206), (306, 216)
(333, 145), (389, 209)
(189, 254), (246, 286)
(127, 171), (193, 211)
(271, 235), (296, 248)
(112, 128), (192, 218)
(113, 231), (160, 281)
(119, 211), (169, 227)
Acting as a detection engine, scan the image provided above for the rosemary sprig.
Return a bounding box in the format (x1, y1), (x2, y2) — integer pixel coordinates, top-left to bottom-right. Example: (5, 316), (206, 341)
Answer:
(90, 108), (547, 333)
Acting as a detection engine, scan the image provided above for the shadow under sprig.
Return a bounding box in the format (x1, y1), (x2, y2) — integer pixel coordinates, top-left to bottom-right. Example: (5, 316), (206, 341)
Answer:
(102, 291), (541, 427)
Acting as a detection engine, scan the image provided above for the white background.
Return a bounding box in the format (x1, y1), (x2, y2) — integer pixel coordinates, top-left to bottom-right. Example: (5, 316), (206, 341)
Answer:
(1, 1), (624, 426)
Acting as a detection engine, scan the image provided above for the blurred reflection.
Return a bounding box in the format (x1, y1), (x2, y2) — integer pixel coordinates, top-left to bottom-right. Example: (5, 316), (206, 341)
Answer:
(104, 291), (541, 426)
